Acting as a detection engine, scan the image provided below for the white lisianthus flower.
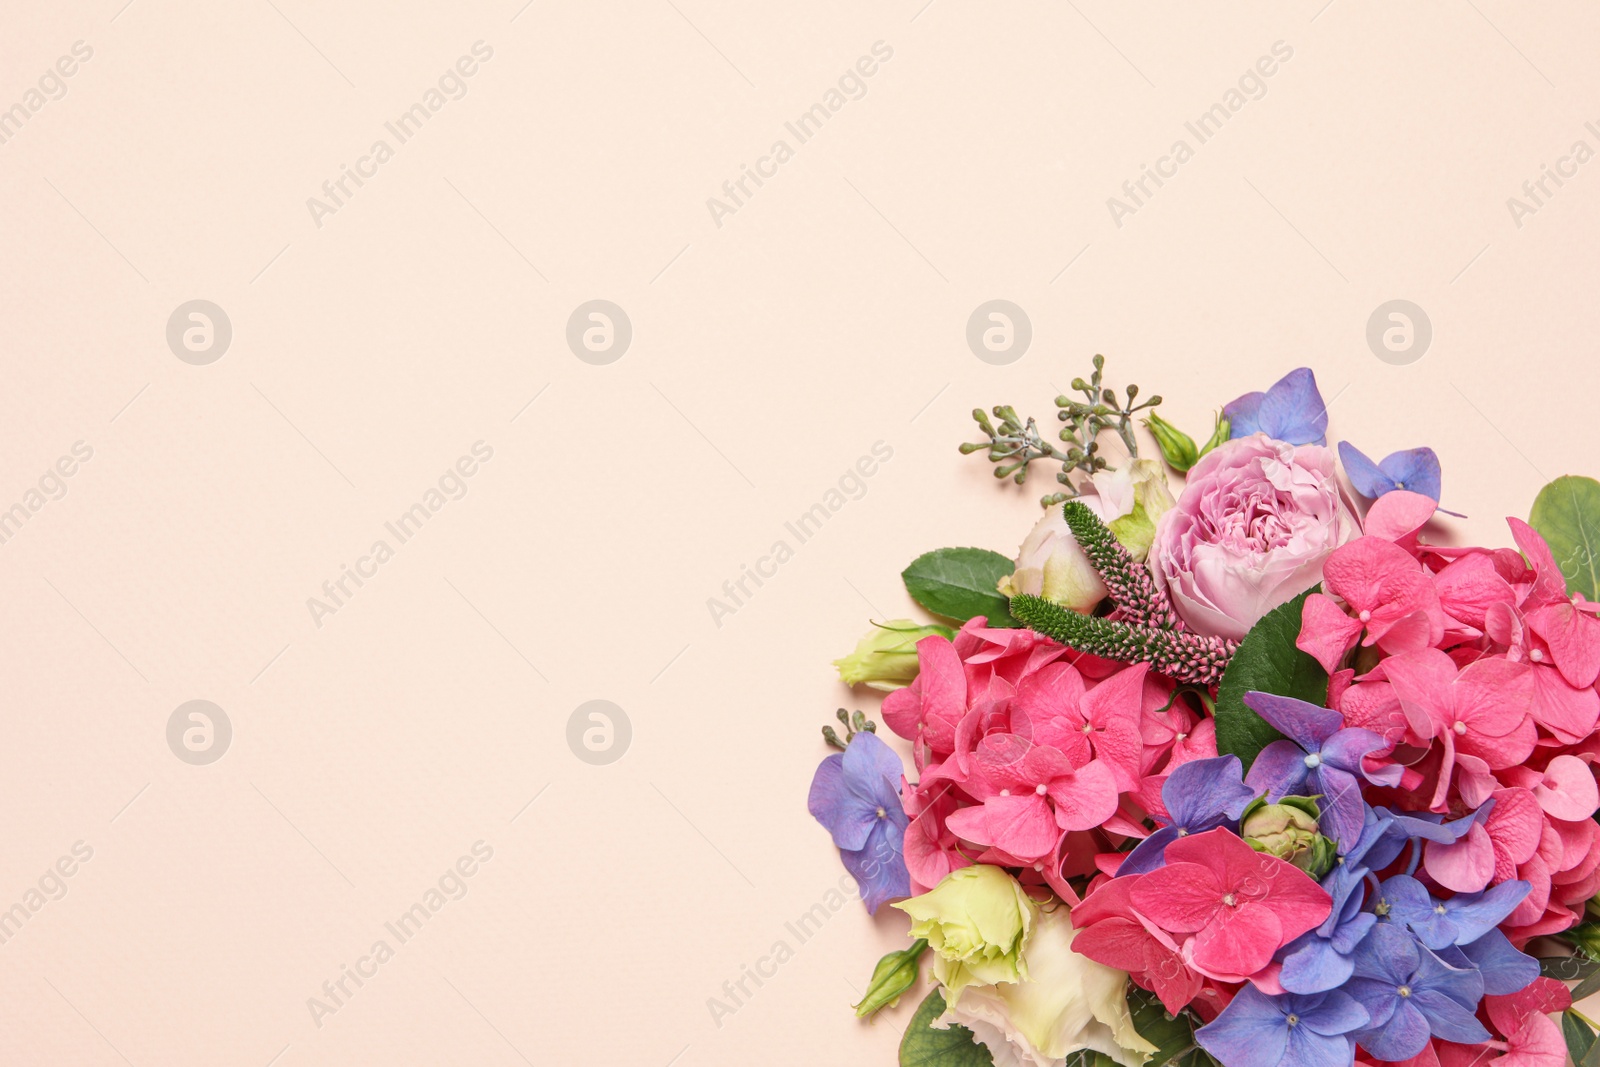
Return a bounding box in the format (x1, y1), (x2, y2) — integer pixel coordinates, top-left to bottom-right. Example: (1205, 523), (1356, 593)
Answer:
(934, 904), (1155, 1067)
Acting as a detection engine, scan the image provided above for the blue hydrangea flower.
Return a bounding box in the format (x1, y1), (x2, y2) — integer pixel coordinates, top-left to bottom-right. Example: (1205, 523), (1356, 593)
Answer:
(1279, 862), (1378, 994)
(1116, 755), (1257, 876)
(1196, 985), (1368, 1067)
(1337, 442), (1442, 502)
(1374, 874), (1530, 950)
(1449, 927), (1541, 995)
(1224, 368), (1328, 446)
(1345, 924), (1491, 1061)
(1241, 692), (1402, 845)
(807, 731), (910, 912)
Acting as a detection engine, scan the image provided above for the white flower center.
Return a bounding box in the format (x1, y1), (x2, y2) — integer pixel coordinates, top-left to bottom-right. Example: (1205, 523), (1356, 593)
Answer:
(1221, 893), (1238, 906)
(1453, 721), (1467, 735)
(876, 807), (886, 819)
(1000, 789), (1011, 797)
(1304, 753), (1322, 768)
(1398, 985), (1412, 998)
(1358, 609), (1373, 622)
(1036, 784), (1048, 796)
(1530, 648), (1545, 662)
(1286, 1014), (1300, 1028)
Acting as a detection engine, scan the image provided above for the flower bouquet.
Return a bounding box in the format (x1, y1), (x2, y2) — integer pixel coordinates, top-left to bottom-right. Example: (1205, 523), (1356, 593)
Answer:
(809, 360), (1600, 1067)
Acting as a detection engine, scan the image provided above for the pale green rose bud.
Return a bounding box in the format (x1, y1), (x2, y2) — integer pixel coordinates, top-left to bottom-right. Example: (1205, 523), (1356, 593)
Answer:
(833, 621), (954, 691)
(1144, 412), (1200, 472)
(997, 509), (1108, 613)
(892, 865), (1037, 1006)
(1241, 797), (1334, 879)
(853, 938), (927, 1017)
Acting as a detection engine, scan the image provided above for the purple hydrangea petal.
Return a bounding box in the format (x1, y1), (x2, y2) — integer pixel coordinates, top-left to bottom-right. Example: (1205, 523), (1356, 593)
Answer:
(1379, 875), (1455, 950)
(1331, 912), (1376, 957)
(1319, 728), (1390, 778)
(1339, 442), (1396, 499)
(1412, 938), (1486, 1009)
(1243, 692), (1343, 749)
(1313, 765), (1368, 846)
(840, 820), (910, 913)
(1410, 989), (1490, 1045)
(1297, 990), (1369, 1037)
(1284, 1026), (1352, 1067)
(1280, 936), (1357, 995)
(1165, 754), (1256, 828)
(1258, 368), (1329, 446)
(1355, 999), (1431, 1062)
(1378, 448), (1442, 502)
(1225, 391), (1268, 439)
(1351, 923), (1420, 986)
(1457, 928), (1540, 996)
(842, 731), (907, 810)
(1246, 739), (1314, 800)
(1444, 879), (1531, 946)
(1195, 986), (1292, 1067)
(1116, 825), (1183, 877)
(808, 753), (880, 850)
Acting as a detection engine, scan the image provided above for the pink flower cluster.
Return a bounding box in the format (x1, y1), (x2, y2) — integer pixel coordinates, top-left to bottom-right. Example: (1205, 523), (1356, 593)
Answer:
(883, 620), (1218, 902)
(1309, 492), (1600, 941)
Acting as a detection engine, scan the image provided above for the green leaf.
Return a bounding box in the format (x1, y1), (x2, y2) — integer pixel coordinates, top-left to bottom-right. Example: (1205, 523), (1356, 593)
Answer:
(900, 989), (994, 1067)
(1575, 967), (1600, 1004)
(1541, 955), (1600, 982)
(1127, 988), (1217, 1067)
(1063, 1053), (1118, 1067)
(1214, 591), (1329, 770)
(1565, 1011), (1597, 1067)
(903, 548), (1018, 628)
(1529, 475), (1600, 601)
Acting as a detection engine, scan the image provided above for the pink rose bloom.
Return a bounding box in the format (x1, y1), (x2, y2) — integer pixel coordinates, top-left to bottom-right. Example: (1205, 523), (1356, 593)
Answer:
(1150, 434), (1356, 642)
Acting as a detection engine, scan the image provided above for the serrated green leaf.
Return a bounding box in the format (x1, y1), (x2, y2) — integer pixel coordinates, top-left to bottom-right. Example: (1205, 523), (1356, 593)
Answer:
(902, 548), (1019, 628)
(1530, 475), (1600, 601)
(900, 989), (995, 1067)
(1565, 1011), (1597, 1067)
(1214, 591), (1329, 770)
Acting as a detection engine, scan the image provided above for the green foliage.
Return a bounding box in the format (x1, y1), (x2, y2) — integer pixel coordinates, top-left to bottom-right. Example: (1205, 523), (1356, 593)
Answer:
(1530, 475), (1600, 600)
(1127, 988), (1220, 1067)
(903, 548), (1018, 628)
(958, 354), (1161, 506)
(1214, 591), (1329, 770)
(1563, 1011), (1596, 1067)
(900, 989), (994, 1067)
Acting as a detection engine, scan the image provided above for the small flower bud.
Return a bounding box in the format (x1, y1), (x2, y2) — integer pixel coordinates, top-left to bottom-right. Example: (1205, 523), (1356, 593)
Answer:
(853, 939), (927, 1017)
(833, 621), (954, 692)
(1145, 413), (1200, 472)
(1242, 798), (1334, 878)
(1200, 412), (1232, 457)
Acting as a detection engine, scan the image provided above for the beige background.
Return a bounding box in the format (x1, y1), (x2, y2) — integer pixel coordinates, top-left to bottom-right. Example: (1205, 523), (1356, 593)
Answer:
(2, 1), (1599, 1064)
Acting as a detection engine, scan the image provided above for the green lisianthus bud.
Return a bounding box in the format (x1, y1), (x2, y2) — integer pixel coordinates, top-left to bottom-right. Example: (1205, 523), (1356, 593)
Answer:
(833, 621), (954, 691)
(1241, 797), (1335, 879)
(853, 938), (927, 1017)
(1144, 413), (1200, 472)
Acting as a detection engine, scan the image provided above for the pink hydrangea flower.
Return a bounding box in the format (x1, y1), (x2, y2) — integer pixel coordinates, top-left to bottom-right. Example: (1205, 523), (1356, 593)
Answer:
(1127, 828), (1332, 979)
